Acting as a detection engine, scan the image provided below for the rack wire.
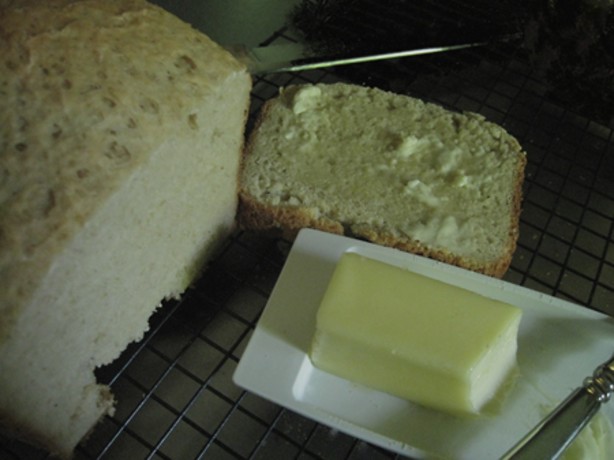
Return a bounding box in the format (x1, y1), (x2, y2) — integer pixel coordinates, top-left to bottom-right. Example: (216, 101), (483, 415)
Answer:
(2, 3), (613, 459)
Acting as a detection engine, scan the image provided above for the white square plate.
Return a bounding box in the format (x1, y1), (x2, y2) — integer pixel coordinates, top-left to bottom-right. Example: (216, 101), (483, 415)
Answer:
(233, 229), (614, 459)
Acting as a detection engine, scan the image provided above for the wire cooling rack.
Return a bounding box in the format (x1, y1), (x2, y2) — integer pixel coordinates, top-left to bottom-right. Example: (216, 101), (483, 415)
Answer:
(2, 4), (613, 460)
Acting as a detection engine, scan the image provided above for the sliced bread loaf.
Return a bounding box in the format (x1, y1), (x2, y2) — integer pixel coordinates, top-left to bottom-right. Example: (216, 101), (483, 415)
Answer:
(239, 83), (526, 277)
(0, 0), (251, 457)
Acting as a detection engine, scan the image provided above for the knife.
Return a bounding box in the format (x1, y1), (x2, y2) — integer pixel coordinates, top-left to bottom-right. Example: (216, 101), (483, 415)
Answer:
(227, 40), (491, 75)
(501, 354), (614, 459)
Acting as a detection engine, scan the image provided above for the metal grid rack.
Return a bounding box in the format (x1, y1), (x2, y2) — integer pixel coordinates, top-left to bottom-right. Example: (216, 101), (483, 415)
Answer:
(2, 4), (614, 460)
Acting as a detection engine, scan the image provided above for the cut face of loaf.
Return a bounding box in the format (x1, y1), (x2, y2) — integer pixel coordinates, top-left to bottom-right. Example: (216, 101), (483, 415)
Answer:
(0, 0), (251, 457)
(239, 83), (526, 277)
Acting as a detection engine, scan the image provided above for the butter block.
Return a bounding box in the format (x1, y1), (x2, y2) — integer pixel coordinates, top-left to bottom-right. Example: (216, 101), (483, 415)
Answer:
(309, 252), (522, 415)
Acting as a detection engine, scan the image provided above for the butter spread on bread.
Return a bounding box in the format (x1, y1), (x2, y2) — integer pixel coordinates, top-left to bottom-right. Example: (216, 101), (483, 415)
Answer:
(239, 83), (526, 277)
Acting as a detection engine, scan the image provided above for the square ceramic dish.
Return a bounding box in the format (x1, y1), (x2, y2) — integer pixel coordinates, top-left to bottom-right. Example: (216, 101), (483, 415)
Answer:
(233, 229), (614, 459)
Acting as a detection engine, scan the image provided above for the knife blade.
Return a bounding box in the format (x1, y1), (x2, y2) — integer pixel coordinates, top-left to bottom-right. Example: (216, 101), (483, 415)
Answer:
(227, 40), (490, 75)
(501, 354), (614, 459)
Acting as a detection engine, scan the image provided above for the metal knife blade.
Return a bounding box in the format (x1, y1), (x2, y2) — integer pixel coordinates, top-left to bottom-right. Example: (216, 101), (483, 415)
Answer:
(227, 41), (489, 75)
(501, 354), (614, 459)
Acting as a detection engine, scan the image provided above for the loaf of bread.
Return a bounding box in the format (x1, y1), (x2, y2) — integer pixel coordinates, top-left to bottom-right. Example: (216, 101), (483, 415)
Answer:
(0, 0), (251, 457)
(239, 83), (526, 277)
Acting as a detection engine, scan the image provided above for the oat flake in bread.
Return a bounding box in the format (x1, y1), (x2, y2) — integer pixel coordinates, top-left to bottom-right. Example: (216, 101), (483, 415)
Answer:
(0, 0), (251, 457)
(239, 83), (526, 277)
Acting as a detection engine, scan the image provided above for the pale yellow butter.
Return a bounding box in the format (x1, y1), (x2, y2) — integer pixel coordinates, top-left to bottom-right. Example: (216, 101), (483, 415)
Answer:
(309, 252), (522, 415)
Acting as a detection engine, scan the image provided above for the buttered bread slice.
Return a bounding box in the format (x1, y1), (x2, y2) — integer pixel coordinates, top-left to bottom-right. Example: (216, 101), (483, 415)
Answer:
(239, 83), (526, 277)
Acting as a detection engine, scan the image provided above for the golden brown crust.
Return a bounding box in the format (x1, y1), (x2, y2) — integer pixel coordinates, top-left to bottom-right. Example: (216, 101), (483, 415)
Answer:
(239, 185), (521, 277)
(238, 193), (345, 240)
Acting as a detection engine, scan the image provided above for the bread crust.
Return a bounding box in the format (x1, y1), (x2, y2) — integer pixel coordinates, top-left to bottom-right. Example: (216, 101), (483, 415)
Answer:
(239, 85), (527, 278)
(238, 187), (522, 278)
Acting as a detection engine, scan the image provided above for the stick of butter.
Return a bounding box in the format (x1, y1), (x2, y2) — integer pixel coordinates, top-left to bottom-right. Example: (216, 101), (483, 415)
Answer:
(309, 252), (522, 415)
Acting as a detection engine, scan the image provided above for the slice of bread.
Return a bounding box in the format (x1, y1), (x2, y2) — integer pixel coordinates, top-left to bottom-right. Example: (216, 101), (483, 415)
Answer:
(0, 0), (251, 457)
(239, 83), (526, 277)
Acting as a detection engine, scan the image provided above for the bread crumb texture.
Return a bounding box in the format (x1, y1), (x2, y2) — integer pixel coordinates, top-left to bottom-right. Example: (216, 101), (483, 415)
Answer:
(0, 0), (242, 335)
(0, 0), (250, 456)
(240, 83), (526, 277)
